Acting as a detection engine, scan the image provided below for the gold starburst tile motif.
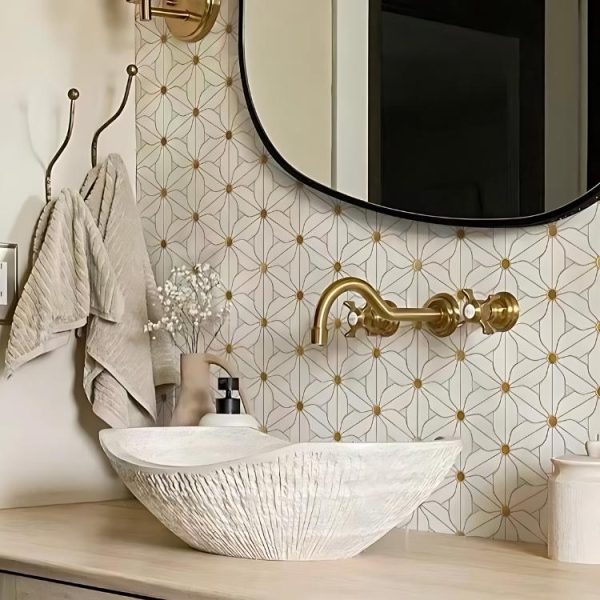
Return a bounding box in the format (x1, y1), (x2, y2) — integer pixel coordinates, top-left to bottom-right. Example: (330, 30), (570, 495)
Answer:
(136, 0), (600, 543)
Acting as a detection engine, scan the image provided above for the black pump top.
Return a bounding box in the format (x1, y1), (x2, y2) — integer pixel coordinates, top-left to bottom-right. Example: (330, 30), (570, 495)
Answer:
(216, 377), (241, 415)
(218, 377), (240, 392)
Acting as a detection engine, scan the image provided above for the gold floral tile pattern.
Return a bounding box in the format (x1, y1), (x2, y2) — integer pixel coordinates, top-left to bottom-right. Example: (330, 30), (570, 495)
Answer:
(136, 0), (600, 542)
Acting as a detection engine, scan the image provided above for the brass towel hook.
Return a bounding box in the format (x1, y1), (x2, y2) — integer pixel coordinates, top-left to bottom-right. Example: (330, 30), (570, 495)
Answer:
(125, 0), (221, 43)
(91, 64), (138, 168)
(45, 88), (80, 203)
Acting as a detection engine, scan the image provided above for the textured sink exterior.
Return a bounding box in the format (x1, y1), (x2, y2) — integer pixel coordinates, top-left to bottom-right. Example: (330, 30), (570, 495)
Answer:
(100, 427), (461, 561)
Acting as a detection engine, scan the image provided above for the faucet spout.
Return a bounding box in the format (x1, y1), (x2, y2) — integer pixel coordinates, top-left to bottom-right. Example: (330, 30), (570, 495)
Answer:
(310, 277), (442, 346)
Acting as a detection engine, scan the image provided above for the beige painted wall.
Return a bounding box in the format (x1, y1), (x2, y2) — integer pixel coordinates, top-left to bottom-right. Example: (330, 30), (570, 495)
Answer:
(0, 0), (135, 509)
(244, 0), (333, 186)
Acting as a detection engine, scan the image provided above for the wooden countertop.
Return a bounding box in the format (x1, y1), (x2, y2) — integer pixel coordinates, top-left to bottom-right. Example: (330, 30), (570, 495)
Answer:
(0, 500), (599, 599)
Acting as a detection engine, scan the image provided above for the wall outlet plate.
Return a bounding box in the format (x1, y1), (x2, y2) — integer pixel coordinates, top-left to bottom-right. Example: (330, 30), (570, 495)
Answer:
(0, 243), (18, 325)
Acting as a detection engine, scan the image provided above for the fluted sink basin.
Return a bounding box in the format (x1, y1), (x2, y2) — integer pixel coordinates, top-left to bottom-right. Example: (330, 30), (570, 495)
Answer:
(100, 427), (460, 561)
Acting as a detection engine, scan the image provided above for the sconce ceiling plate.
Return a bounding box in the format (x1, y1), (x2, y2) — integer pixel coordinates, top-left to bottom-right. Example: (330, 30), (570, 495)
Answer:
(164, 0), (221, 42)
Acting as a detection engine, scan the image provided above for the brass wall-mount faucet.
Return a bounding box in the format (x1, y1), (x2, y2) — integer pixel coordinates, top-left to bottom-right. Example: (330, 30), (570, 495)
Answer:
(310, 277), (519, 346)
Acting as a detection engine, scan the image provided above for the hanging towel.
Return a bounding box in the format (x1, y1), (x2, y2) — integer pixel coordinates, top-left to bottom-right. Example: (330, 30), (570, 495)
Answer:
(80, 154), (178, 428)
(5, 189), (124, 374)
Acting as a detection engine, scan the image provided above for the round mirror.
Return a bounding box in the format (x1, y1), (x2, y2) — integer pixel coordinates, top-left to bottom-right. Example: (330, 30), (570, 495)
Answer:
(240, 0), (600, 226)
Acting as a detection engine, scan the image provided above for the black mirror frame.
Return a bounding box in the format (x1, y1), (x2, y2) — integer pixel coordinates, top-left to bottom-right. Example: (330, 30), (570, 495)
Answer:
(238, 0), (600, 228)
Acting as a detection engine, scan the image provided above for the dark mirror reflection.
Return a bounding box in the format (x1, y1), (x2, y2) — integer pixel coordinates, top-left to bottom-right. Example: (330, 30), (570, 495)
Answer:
(243, 0), (600, 221)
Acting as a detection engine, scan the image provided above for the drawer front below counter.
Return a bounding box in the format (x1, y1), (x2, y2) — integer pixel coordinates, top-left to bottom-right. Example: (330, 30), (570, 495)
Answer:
(0, 573), (142, 600)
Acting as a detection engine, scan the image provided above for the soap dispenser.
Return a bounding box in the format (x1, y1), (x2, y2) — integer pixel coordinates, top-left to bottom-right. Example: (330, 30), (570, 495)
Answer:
(198, 377), (259, 429)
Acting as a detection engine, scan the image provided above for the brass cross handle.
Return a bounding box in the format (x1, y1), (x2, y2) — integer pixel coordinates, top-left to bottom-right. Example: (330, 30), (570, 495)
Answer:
(342, 299), (401, 339)
(343, 300), (366, 338)
(460, 289), (520, 335)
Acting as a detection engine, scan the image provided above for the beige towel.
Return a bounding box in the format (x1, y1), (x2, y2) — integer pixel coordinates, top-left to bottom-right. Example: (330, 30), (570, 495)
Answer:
(5, 189), (124, 374)
(80, 154), (178, 428)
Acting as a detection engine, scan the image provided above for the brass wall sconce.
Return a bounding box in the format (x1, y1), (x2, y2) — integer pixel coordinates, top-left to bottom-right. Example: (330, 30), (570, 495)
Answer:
(126, 0), (221, 42)
(311, 277), (519, 346)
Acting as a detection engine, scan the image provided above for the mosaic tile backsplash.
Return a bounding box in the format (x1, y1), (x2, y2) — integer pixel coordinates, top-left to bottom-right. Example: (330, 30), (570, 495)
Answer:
(136, 0), (600, 542)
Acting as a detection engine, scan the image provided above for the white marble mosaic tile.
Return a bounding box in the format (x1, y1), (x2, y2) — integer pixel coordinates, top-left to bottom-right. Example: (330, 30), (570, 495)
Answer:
(136, 0), (600, 542)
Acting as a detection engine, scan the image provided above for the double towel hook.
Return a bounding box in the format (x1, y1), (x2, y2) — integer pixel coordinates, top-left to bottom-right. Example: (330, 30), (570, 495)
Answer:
(44, 65), (138, 202)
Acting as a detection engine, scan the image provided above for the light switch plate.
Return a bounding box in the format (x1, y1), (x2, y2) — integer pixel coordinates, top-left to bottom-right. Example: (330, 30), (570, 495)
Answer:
(0, 243), (18, 324)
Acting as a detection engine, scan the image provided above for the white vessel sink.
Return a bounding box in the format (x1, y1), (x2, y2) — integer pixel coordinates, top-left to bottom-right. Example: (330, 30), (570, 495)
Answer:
(100, 427), (460, 561)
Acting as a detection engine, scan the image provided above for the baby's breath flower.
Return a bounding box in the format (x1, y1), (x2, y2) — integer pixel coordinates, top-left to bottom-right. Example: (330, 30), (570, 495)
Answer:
(145, 263), (229, 354)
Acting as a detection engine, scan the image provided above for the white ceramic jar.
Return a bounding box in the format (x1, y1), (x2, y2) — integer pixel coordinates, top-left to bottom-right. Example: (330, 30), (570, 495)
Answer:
(548, 455), (600, 564)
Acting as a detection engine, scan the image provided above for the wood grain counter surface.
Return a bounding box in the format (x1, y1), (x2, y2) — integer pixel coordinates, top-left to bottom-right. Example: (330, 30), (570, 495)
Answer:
(0, 500), (599, 599)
